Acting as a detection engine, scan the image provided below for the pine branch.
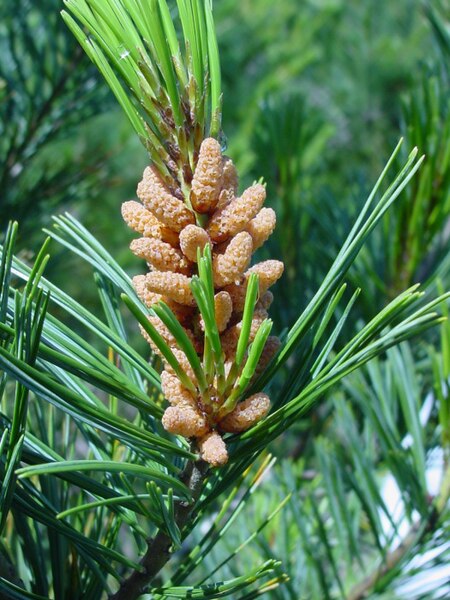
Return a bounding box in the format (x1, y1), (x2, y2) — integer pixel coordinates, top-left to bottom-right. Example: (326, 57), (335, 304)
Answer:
(109, 454), (208, 600)
(63, 0), (222, 187)
(347, 465), (450, 600)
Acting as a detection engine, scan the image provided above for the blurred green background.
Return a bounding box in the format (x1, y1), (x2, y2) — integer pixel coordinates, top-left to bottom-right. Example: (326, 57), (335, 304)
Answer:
(1, 0), (443, 316)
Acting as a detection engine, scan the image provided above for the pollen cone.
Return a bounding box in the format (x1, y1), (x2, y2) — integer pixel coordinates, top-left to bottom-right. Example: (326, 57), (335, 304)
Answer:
(122, 137), (283, 466)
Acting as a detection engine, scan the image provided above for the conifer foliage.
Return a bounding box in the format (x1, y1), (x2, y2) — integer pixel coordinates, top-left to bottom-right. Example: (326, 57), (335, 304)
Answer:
(0, 0), (108, 240)
(0, 1), (449, 599)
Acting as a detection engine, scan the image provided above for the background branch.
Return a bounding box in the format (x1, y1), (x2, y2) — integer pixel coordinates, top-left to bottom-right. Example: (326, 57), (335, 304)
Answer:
(347, 466), (450, 600)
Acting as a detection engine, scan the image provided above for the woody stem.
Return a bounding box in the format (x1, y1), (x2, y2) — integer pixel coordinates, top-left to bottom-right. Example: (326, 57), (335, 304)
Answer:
(109, 456), (208, 600)
(347, 465), (450, 600)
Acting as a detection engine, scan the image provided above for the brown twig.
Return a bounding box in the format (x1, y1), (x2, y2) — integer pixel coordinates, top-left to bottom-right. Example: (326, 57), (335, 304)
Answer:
(347, 466), (450, 600)
(109, 457), (208, 600)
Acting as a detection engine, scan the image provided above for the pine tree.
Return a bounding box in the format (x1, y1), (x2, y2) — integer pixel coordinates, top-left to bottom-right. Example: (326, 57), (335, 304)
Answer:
(0, 1), (448, 599)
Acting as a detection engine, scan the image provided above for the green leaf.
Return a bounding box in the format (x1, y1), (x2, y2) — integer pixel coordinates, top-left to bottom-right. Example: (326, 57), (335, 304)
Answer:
(150, 559), (282, 598)
(152, 301), (207, 392)
(14, 485), (138, 574)
(257, 142), (424, 388)
(9, 252), (159, 392)
(0, 434), (24, 535)
(63, 0), (223, 178)
(17, 460), (189, 497)
(235, 274), (259, 368)
(0, 345), (191, 461)
(147, 482), (182, 549)
(121, 293), (197, 395)
(0, 578), (48, 600)
(223, 319), (272, 414)
(0, 222), (18, 326)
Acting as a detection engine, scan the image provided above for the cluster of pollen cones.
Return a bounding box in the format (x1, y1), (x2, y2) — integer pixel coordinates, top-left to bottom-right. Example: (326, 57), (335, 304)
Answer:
(122, 138), (283, 466)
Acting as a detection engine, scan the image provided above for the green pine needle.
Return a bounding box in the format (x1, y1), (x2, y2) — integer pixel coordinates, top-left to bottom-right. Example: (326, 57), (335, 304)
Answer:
(62, 0), (222, 187)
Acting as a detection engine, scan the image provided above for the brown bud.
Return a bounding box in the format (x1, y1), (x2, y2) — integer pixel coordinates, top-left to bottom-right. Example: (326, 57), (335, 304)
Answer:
(133, 275), (194, 321)
(161, 370), (197, 407)
(121, 201), (179, 246)
(162, 406), (209, 437)
(247, 260), (284, 294)
(214, 291), (233, 333)
(190, 138), (223, 213)
(139, 315), (177, 354)
(216, 157), (239, 209)
(137, 166), (194, 232)
(130, 238), (191, 274)
(207, 184), (266, 243)
(246, 207), (276, 250)
(219, 393), (270, 433)
(220, 309), (268, 360)
(222, 157), (239, 195)
(141, 315), (198, 352)
(212, 232), (253, 287)
(166, 348), (198, 386)
(198, 431), (228, 466)
(145, 271), (195, 306)
(224, 280), (248, 314)
(179, 225), (210, 262)
(257, 290), (274, 310)
(133, 274), (161, 307)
